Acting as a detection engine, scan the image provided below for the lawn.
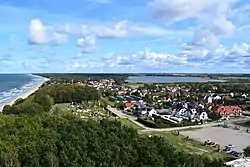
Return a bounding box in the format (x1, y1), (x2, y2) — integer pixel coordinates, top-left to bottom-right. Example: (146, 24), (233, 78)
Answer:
(108, 117), (143, 130)
(140, 131), (216, 154)
(140, 131), (238, 161)
(119, 118), (143, 130)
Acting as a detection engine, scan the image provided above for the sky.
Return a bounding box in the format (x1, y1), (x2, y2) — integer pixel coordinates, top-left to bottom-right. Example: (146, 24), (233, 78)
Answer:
(0, 0), (250, 73)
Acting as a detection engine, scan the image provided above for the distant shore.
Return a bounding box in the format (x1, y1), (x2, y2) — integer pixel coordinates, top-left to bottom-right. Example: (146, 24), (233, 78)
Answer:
(0, 75), (49, 111)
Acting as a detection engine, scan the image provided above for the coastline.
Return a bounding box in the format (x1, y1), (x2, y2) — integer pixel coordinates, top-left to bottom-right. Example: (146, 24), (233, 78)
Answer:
(0, 75), (49, 111)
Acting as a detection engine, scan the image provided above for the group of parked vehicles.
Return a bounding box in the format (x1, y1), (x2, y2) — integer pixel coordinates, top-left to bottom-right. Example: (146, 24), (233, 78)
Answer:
(204, 140), (243, 158)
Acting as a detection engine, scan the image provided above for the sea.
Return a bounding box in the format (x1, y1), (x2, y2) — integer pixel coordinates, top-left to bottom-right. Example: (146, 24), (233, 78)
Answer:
(0, 74), (47, 109)
(126, 76), (224, 83)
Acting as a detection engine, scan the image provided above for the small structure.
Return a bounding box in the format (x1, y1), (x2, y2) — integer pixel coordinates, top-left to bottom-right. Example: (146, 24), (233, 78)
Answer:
(214, 95), (222, 100)
(207, 96), (213, 103)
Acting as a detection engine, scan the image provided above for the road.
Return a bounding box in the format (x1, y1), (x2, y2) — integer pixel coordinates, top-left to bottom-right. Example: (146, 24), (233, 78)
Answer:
(107, 107), (250, 133)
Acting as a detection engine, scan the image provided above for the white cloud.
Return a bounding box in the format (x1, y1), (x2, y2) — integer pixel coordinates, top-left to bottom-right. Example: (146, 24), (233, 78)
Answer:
(53, 33), (68, 44)
(209, 17), (235, 36)
(66, 62), (88, 71)
(55, 20), (175, 39)
(28, 19), (47, 44)
(76, 36), (96, 53)
(148, 0), (237, 53)
(148, 0), (233, 23)
(102, 47), (188, 69)
(94, 21), (128, 38)
(28, 19), (68, 45)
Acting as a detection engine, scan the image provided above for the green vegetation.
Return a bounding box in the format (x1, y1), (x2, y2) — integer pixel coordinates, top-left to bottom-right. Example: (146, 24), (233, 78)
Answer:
(0, 113), (227, 167)
(36, 73), (128, 85)
(115, 118), (143, 130)
(141, 131), (215, 153)
(3, 84), (100, 116)
(244, 146), (250, 157)
(137, 117), (198, 129)
(0, 81), (232, 166)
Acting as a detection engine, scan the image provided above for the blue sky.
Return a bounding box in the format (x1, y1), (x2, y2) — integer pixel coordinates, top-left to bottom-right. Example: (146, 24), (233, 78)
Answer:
(0, 0), (250, 73)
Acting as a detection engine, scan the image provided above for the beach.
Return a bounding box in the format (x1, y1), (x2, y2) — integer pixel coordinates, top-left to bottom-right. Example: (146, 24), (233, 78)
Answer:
(0, 76), (49, 111)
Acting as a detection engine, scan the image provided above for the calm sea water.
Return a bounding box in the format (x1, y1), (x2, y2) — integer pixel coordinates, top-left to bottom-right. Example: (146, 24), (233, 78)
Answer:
(126, 76), (224, 83)
(0, 74), (46, 107)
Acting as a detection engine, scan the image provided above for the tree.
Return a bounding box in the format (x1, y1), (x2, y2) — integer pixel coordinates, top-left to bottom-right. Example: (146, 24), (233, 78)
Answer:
(33, 93), (54, 112)
(9, 102), (45, 116)
(13, 98), (24, 105)
(244, 146), (250, 157)
(100, 98), (108, 108)
(2, 105), (12, 115)
(131, 91), (141, 97)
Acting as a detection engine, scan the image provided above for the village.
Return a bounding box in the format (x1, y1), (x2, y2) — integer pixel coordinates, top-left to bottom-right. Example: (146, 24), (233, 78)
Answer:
(47, 77), (250, 166)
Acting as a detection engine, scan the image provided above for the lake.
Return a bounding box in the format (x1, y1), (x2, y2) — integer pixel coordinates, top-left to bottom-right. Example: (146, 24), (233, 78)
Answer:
(126, 76), (224, 83)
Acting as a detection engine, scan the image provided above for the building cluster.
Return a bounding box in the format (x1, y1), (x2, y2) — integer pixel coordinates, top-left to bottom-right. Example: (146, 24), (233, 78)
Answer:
(97, 81), (249, 124)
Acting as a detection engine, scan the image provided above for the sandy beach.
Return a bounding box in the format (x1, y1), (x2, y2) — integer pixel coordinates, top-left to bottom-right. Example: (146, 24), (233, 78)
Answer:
(0, 77), (49, 111)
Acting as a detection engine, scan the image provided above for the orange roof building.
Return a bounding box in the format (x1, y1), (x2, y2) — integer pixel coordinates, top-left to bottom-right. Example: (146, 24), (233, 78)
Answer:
(216, 105), (242, 116)
(123, 101), (134, 109)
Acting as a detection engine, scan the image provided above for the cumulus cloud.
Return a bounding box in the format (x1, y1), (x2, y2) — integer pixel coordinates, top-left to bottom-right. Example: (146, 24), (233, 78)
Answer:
(55, 20), (172, 39)
(76, 36), (96, 53)
(28, 19), (47, 44)
(148, 0), (237, 53)
(102, 47), (188, 69)
(28, 19), (68, 45)
(148, 0), (233, 22)
(94, 21), (128, 38)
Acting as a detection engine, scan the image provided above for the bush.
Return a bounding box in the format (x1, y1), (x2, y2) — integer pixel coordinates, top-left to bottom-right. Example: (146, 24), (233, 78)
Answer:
(137, 118), (157, 128)
(244, 146), (250, 157)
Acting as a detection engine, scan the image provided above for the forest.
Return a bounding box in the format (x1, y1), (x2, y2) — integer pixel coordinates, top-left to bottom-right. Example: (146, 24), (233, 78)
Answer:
(0, 83), (234, 167)
(0, 112), (228, 167)
(2, 84), (100, 115)
(35, 73), (128, 85)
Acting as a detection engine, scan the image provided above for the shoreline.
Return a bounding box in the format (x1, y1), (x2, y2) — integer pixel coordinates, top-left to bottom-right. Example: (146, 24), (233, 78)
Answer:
(0, 75), (49, 111)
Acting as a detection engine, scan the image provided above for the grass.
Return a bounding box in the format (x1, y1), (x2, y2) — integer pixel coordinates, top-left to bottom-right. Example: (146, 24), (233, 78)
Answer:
(141, 131), (216, 154)
(108, 117), (143, 130)
(119, 118), (143, 130)
(140, 131), (237, 161)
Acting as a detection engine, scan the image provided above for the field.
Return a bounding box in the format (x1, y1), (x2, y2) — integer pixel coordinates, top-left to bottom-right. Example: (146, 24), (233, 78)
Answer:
(140, 131), (216, 154)
(52, 103), (143, 130)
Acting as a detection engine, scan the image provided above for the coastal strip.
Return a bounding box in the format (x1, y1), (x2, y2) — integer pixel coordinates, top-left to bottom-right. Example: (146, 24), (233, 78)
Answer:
(0, 75), (49, 111)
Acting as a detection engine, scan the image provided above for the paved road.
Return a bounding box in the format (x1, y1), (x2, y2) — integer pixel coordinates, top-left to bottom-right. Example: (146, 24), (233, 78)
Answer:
(107, 107), (250, 133)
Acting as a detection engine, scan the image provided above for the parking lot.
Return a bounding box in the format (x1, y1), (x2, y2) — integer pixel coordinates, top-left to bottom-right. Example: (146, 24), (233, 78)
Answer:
(181, 127), (250, 152)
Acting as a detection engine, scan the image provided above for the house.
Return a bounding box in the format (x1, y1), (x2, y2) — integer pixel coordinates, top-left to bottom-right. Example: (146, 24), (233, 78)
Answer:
(207, 96), (213, 103)
(242, 94), (247, 98)
(199, 112), (208, 120)
(123, 101), (134, 109)
(216, 106), (242, 116)
(214, 95), (222, 100)
(137, 107), (157, 118)
(230, 93), (234, 97)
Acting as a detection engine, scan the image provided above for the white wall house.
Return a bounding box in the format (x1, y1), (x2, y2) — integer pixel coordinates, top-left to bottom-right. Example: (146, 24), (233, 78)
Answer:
(214, 95), (222, 100)
(199, 112), (208, 120)
(208, 96), (213, 103)
(148, 108), (157, 117)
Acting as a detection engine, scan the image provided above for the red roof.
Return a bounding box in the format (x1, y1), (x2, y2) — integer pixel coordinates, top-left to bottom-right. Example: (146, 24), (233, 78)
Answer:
(217, 106), (242, 115)
(124, 102), (134, 108)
